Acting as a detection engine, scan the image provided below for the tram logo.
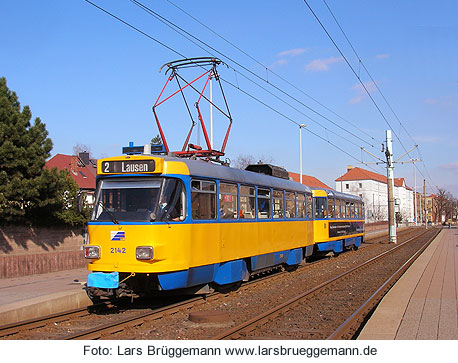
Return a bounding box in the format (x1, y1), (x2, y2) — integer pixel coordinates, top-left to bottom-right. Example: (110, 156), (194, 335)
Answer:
(110, 231), (125, 241)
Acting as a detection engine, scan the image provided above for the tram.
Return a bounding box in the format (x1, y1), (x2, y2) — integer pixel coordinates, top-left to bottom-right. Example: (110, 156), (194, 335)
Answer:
(83, 151), (364, 300)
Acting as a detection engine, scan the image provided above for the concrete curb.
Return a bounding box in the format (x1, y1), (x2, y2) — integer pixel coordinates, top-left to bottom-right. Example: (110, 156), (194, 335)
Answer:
(0, 289), (92, 326)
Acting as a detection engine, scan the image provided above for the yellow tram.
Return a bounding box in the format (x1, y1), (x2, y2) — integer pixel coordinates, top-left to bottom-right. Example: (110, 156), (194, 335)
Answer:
(84, 153), (364, 300)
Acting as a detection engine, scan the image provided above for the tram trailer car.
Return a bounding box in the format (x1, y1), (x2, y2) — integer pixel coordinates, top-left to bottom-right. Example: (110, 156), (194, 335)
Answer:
(84, 154), (364, 301)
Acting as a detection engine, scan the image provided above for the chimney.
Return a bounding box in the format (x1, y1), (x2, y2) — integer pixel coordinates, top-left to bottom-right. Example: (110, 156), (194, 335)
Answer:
(347, 165), (354, 172)
(78, 152), (90, 166)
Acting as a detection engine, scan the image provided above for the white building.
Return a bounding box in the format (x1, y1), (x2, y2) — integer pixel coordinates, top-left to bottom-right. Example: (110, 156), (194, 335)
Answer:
(335, 166), (414, 223)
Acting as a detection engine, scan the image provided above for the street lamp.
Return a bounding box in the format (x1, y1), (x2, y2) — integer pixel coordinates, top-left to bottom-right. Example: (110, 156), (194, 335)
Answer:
(299, 124), (306, 184)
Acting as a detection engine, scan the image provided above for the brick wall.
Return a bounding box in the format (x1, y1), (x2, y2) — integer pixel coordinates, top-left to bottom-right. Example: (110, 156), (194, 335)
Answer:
(0, 226), (87, 279)
(365, 221), (388, 233)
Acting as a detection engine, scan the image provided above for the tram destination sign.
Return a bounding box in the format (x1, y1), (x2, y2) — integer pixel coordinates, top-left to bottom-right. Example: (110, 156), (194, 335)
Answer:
(101, 160), (156, 174)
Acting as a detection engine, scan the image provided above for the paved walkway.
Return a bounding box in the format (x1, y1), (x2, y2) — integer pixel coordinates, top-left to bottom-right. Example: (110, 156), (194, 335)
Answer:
(358, 227), (458, 339)
(0, 268), (90, 325)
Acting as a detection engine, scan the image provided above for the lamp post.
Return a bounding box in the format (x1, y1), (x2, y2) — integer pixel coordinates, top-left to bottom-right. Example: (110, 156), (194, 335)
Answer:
(299, 124), (306, 184)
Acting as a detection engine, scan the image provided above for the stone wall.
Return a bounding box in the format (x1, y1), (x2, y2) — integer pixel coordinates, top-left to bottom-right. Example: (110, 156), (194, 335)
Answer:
(0, 226), (87, 279)
(365, 221), (388, 233)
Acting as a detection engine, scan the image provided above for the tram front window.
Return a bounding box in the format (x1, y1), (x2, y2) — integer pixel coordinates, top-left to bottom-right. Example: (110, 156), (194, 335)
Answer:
(92, 178), (185, 222)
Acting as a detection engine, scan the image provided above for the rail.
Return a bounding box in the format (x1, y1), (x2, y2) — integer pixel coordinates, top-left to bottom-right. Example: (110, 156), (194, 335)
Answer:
(211, 228), (440, 340)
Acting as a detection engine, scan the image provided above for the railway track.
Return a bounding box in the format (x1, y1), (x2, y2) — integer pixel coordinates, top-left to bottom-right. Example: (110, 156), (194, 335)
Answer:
(211, 227), (440, 340)
(0, 227), (434, 340)
(0, 295), (208, 340)
(0, 261), (318, 340)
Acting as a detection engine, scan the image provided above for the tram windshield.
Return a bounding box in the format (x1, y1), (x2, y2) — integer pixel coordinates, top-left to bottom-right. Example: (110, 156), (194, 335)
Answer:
(92, 178), (185, 222)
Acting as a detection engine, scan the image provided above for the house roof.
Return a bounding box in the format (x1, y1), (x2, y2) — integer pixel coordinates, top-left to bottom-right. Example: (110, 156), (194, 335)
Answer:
(394, 178), (404, 188)
(335, 167), (387, 184)
(45, 154), (97, 190)
(288, 172), (333, 190)
(335, 167), (413, 190)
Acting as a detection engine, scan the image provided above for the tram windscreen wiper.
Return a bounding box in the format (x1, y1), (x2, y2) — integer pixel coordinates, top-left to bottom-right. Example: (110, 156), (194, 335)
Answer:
(97, 201), (120, 224)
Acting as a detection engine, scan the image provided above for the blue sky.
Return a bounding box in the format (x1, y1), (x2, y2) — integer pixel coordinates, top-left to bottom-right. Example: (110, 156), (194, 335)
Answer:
(1, 0), (457, 196)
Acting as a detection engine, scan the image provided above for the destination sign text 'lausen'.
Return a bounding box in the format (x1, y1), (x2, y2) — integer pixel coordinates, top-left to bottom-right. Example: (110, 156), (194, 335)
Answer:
(101, 160), (156, 174)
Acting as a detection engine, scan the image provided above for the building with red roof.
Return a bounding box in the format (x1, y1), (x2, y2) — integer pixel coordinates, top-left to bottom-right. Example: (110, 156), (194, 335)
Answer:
(288, 172), (332, 190)
(335, 166), (414, 223)
(45, 152), (97, 206)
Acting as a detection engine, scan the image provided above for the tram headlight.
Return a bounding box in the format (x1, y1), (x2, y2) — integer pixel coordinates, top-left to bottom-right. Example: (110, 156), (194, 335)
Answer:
(136, 246), (154, 260)
(84, 246), (100, 259)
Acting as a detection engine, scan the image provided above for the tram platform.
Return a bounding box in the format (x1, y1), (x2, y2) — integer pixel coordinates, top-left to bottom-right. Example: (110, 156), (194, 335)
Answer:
(0, 268), (90, 326)
(358, 227), (458, 340)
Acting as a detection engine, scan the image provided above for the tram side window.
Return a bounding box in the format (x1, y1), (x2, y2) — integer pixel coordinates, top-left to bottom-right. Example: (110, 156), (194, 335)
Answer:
(329, 198), (336, 218)
(272, 190), (284, 219)
(350, 202), (355, 218)
(219, 183), (238, 219)
(355, 202), (360, 219)
(240, 186), (256, 219)
(345, 201), (351, 219)
(335, 199), (341, 218)
(306, 194), (312, 218)
(191, 180), (216, 220)
(157, 178), (185, 222)
(285, 192), (296, 218)
(257, 188), (271, 219)
(314, 197), (327, 219)
(297, 193), (306, 218)
(338, 200), (344, 218)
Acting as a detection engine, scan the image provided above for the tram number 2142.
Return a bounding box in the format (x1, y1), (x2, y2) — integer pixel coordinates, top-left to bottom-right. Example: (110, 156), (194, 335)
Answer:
(110, 248), (126, 254)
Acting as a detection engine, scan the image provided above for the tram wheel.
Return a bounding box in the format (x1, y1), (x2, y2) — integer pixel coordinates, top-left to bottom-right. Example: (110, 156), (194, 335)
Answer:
(214, 281), (242, 293)
(284, 264), (299, 272)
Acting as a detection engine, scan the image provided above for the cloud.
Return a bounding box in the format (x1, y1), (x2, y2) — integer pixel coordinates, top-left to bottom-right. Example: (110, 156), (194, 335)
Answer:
(412, 135), (441, 143)
(269, 48), (308, 69)
(440, 162), (458, 170)
(376, 54), (390, 60)
(305, 56), (343, 71)
(277, 48), (308, 58)
(349, 96), (363, 104)
(269, 59), (288, 68)
(424, 95), (456, 107)
(424, 98), (439, 105)
(349, 80), (377, 104)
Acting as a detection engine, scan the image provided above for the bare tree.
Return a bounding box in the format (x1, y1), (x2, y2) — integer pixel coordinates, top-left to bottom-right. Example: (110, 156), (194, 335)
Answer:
(233, 154), (255, 169)
(151, 134), (162, 145)
(73, 143), (91, 156)
(372, 204), (386, 222)
(232, 154), (274, 170)
(434, 188), (457, 223)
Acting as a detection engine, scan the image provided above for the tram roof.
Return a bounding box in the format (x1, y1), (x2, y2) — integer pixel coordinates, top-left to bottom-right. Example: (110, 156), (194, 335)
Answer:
(99, 154), (364, 199)
(165, 156), (312, 194)
(322, 188), (363, 201)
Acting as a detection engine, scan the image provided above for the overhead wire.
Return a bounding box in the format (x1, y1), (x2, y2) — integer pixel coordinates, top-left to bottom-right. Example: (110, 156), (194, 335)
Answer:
(319, 0), (437, 192)
(322, 0), (418, 148)
(130, 0), (377, 151)
(302, 0), (436, 190)
(83, 0), (384, 173)
(165, 0), (379, 146)
(129, 0), (368, 151)
(302, 0), (398, 139)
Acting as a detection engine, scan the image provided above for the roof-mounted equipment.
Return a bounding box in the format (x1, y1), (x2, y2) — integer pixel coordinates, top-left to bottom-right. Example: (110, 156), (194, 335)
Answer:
(152, 57), (232, 161)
